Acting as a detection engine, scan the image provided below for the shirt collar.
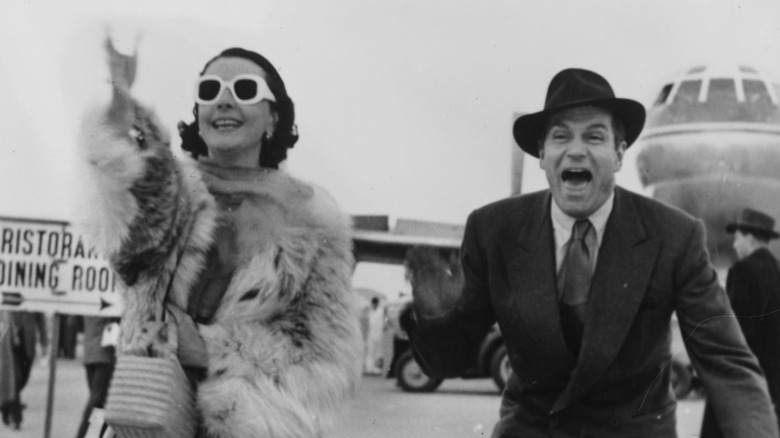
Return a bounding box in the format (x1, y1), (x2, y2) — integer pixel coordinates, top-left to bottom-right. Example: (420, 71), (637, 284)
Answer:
(551, 190), (615, 248)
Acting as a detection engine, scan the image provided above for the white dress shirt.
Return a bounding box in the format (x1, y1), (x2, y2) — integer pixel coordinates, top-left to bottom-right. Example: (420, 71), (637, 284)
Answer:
(550, 191), (615, 276)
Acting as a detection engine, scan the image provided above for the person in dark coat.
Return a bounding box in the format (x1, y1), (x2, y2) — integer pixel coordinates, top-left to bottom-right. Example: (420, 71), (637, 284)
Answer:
(402, 68), (778, 437)
(1, 311), (47, 430)
(74, 316), (118, 438)
(0, 311), (16, 426)
(58, 315), (82, 359)
(701, 208), (780, 437)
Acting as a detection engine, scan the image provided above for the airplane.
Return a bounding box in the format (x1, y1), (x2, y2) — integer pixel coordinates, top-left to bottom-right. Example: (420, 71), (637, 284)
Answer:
(633, 63), (780, 270)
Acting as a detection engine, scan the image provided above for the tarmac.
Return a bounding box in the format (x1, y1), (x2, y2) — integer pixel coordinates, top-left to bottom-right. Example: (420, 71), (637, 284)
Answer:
(5, 354), (88, 438)
(5, 347), (706, 438)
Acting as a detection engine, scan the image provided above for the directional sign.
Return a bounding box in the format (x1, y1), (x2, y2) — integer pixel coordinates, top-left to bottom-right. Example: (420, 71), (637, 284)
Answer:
(0, 216), (123, 316)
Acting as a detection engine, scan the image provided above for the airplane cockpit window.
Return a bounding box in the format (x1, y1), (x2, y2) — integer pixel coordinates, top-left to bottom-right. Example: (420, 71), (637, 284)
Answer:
(673, 80), (702, 105)
(743, 79), (771, 105)
(654, 84), (673, 106)
(708, 78), (737, 103)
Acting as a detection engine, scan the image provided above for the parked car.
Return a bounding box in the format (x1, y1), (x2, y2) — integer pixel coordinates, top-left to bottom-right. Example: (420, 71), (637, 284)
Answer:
(387, 304), (700, 398)
(386, 301), (510, 393)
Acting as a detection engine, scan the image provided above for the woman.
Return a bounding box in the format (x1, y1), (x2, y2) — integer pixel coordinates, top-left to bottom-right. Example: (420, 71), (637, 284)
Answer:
(79, 41), (363, 437)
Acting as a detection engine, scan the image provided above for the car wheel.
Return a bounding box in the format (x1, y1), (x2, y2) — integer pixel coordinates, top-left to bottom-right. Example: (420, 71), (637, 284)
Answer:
(670, 358), (692, 399)
(490, 345), (511, 391)
(396, 350), (443, 393)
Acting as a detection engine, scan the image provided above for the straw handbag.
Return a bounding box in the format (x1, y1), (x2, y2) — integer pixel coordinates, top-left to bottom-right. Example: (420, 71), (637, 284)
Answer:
(104, 351), (196, 437)
(104, 279), (197, 437)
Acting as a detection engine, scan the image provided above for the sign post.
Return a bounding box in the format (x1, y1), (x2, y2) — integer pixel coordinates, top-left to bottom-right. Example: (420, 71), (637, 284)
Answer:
(44, 315), (60, 438)
(0, 216), (123, 438)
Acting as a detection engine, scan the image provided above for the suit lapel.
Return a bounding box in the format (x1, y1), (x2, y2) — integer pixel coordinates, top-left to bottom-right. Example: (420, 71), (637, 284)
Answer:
(501, 192), (576, 369)
(552, 187), (662, 412)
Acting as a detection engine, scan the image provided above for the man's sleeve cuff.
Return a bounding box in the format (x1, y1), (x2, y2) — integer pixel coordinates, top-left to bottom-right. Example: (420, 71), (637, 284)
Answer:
(401, 304), (458, 334)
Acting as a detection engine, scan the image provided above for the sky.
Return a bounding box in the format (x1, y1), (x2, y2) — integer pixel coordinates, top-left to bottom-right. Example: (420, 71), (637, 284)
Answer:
(2, 0), (780, 298)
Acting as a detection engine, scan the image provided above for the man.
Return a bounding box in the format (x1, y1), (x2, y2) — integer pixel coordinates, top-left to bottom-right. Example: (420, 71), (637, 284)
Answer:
(402, 68), (778, 437)
(2, 311), (47, 430)
(364, 297), (386, 375)
(0, 311), (16, 428)
(74, 316), (118, 438)
(701, 208), (780, 437)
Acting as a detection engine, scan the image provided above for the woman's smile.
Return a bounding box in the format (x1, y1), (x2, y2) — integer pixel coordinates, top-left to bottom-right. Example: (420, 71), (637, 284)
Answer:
(211, 118), (243, 130)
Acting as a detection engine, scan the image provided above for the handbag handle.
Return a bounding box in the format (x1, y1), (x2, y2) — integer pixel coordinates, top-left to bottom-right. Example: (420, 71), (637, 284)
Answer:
(156, 246), (185, 324)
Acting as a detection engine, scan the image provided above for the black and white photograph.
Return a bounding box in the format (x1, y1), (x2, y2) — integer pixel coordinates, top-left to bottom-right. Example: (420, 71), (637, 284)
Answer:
(2, 1), (780, 437)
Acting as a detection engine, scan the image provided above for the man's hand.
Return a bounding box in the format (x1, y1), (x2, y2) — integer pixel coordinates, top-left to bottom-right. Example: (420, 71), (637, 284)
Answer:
(405, 246), (464, 319)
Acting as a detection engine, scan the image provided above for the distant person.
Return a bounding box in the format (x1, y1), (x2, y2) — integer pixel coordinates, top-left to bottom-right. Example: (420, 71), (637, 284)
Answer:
(385, 296), (412, 379)
(364, 297), (385, 374)
(402, 68), (778, 436)
(74, 317), (118, 438)
(701, 208), (780, 437)
(2, 311), (47, 430)
(0, 311), (16, 428)
(58, 315), (82, 360)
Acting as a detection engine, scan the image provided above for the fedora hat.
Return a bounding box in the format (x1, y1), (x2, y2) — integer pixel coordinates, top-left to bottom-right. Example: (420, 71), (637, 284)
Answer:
(726, 208), (780, 239)
(513, 68), (646, 158)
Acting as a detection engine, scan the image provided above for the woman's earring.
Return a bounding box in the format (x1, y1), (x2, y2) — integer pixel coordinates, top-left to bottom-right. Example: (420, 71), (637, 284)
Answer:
(266, 129), (274, 140)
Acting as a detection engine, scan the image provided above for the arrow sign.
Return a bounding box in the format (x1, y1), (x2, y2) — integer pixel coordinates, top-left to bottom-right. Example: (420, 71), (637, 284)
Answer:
(0, 290), (120, 316)
(2, 292), (23, 306)
(0, 216), (124, 317)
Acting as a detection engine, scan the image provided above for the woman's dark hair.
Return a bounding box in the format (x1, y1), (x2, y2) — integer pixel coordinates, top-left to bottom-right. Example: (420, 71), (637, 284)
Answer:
(178, 47), (299, 169)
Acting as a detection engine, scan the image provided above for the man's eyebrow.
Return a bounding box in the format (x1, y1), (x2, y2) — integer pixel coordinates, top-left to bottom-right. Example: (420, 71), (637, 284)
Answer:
(586, 122), (609, 130)
(548, 120), (610, 131)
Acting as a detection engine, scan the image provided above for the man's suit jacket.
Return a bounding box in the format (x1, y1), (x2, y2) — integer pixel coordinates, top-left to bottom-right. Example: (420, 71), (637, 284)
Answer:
(404, 187), (777, 437)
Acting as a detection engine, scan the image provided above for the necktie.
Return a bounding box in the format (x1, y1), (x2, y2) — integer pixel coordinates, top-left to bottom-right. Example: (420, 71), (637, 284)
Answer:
(559, 219), (594, 354)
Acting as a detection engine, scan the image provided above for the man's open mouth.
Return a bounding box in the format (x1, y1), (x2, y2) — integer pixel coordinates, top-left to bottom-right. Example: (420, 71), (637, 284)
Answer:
(561, 169), (593, 186)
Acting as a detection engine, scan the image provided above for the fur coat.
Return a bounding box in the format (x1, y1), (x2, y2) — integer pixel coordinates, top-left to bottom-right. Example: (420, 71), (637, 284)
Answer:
(77, 52), (362, 437)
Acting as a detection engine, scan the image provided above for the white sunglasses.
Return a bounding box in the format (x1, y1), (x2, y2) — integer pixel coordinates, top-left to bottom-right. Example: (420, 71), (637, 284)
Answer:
(194, 74), (276, 105)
